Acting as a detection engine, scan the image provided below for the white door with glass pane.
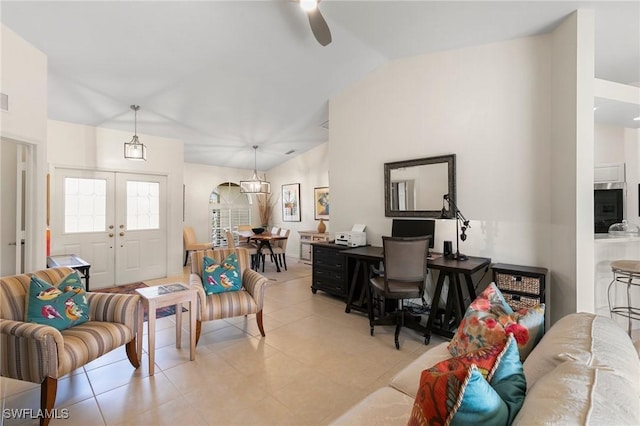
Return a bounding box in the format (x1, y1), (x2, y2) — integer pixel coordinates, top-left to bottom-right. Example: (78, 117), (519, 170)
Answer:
(53, 169), (167, 288)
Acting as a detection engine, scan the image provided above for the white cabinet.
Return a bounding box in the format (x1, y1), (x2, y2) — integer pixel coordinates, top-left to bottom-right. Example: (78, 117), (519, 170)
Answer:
(594, 163), (625, 183)
(298, 231), (331, 264)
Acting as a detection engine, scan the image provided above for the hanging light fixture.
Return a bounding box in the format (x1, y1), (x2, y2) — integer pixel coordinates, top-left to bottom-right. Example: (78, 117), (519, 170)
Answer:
(124, 105), (146, 161)
(240, 145), (271, 194)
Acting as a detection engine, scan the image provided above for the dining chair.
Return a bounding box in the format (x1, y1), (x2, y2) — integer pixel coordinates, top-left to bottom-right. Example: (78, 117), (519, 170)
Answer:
(183, 226), (214, 266)
(367, 235), (430, 349)
(270, 226), (280, 235)
(225, 229), (259, 270)
(270, 228), (290, 271)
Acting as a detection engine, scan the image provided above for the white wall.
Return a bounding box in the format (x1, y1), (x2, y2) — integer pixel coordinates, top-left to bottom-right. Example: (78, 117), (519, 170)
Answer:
(595, 124), (626, 163)
(265, 143), (329, 258)
(549, 10), (595, 322)
(183, 143), (329, 259)
(0, 24), (48, 271)
(47, 119), (185, 277)
(330, 12), (596, 325)
(331, 35), (552, 269)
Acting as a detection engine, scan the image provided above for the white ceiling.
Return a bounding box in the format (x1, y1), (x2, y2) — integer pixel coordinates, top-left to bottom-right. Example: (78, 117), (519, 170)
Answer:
(2, 1), (639, 170)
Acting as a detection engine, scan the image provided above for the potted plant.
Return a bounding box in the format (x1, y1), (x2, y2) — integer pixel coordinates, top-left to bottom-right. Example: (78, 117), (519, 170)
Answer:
(256, 194), (276, 228)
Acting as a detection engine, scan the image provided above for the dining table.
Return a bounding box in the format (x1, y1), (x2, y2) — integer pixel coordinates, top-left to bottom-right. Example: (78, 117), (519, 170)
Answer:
(237, 231), (287, 272)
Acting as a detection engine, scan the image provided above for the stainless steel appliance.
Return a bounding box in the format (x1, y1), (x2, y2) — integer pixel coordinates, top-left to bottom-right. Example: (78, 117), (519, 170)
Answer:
(594, 182), (625, 233)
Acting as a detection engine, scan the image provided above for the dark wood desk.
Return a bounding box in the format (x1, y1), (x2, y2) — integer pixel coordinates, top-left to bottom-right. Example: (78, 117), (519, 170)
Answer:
(342, 246), (490, 342)
(46, 254), (91, 291)
(343, 246), (384, 314)
(426, 255), (491, 342)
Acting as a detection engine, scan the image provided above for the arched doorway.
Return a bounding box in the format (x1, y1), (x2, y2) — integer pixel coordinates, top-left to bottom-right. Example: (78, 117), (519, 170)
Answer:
(209, 182), (253, 246)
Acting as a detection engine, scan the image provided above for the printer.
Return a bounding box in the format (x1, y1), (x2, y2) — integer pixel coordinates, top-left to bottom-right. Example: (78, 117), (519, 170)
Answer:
(335, 224), (367, 247)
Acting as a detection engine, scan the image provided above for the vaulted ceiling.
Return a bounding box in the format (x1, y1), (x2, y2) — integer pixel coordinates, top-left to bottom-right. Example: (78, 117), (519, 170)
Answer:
(2, 1), (638, 170)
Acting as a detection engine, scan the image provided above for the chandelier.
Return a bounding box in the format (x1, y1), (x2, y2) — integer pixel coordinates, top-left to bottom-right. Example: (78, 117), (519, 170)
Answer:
(240, 146), (271, 194)
(124, 105), (146, 161)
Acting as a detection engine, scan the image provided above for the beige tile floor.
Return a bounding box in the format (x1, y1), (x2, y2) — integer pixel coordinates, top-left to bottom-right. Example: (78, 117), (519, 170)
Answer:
(1, 260), (445, 426)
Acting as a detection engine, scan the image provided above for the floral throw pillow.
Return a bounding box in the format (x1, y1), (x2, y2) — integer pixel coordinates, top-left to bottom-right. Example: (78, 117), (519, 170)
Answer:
(448, 282), (545, 361)
(408, 334), (526, 426)
(202, 253), (242, 295)
(25, 271), (89, 331)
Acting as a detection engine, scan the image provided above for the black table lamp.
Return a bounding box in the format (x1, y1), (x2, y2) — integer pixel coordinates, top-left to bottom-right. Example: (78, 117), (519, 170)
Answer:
(440, 194), (470, 261)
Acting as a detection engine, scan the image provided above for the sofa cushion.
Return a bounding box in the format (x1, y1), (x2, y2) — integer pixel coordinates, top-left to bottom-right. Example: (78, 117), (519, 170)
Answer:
(448, 282), (545, 361)
(330, 387), (415, 425)
(202, 253), (242, 295)
(523, 312), (640, 390)
(25, 272), (89, 331)
(58, 321), (134, 376)
(390, 342), (452, 398)
(514, 359), (640, 425)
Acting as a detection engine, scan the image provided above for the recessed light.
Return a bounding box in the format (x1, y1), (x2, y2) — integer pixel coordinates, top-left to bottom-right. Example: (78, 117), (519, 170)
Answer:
(633, 116), (640, 121)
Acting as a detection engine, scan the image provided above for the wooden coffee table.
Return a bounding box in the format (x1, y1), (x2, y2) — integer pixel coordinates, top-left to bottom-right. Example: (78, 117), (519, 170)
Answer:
(135, 283), (197, 375)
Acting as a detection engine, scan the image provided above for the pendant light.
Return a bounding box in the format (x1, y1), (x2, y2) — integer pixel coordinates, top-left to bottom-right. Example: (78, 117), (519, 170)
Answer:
(240, 145), (271, 194)
(124, 105), (146, 161)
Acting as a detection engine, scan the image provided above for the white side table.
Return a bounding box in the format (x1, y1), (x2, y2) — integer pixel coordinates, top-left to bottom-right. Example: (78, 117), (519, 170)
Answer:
(135, 283), (197, 376)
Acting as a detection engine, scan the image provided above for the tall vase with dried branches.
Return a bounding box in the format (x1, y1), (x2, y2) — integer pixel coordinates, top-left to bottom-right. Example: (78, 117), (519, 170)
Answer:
(256, 194), (276, 228)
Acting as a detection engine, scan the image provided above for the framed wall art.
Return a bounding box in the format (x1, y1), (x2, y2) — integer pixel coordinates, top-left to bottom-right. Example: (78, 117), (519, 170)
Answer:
(282, 183), (301, 222)
(314, 187), (330, 220)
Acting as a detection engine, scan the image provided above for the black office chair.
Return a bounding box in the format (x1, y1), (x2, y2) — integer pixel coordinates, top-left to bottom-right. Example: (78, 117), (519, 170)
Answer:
(368, 235), (430, 349)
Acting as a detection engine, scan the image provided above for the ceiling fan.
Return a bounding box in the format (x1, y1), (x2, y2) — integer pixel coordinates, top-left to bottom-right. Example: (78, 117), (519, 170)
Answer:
(297, 0), (332, 46)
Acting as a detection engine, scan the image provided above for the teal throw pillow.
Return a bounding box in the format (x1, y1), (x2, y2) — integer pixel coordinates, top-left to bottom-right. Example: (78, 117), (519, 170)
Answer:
(489, 334), (527, 424)
(202, 253), (242, 295)
(25, 271), (89, 331)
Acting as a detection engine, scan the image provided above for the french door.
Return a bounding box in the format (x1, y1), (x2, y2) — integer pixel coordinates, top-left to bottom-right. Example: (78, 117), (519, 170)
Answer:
(0, 140), (31, 276)
(53, 169), (167, 288)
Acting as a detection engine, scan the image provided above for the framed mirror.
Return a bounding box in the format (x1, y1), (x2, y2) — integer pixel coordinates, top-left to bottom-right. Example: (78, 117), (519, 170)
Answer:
(384, 154), (456, 218)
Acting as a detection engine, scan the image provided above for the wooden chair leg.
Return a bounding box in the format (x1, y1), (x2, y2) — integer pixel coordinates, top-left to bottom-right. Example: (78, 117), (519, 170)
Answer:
(256, 310), (265, 336)
(40, 377), (57, 426)
(281, 254), (287, 271)
(125, 339), (141, 368)
(184, 250), (189, 266)
(195, 320), (202, 345)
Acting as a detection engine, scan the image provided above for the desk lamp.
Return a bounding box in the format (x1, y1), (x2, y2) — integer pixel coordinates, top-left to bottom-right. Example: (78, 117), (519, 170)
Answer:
(441, 194), (470, 261)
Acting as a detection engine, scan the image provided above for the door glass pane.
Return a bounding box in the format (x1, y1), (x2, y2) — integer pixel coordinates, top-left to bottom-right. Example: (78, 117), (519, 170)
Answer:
(127, 181), (160, 230)
(64, 178), (107, 233)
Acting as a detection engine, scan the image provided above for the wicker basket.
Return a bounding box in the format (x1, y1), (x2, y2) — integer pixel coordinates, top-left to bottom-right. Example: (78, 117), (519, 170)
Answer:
(495, 272), (541, 295)
(502, 292), (541, 311)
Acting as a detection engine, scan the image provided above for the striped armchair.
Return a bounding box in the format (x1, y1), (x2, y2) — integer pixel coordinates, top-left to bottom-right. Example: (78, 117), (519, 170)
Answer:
(0, 267), (141, 426)
(189, 248), (269, 344)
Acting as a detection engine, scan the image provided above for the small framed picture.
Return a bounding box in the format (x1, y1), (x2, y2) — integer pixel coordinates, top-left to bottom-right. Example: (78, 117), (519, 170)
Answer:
(282, 183), (301, 222)
(314, 187), (329, 220)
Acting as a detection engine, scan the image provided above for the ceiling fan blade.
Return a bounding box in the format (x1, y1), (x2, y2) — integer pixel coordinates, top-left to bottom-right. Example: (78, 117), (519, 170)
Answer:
(307, 7), (332, 46)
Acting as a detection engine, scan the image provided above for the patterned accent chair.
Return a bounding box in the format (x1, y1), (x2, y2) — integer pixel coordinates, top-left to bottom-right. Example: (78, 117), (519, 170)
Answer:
(189, 248), (269, 344)
(0, 267), (141, 426)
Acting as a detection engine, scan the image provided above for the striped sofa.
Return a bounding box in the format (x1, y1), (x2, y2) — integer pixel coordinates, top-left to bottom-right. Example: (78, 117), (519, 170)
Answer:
(189, 248), (269, 343)
(0, 267), (141, 426)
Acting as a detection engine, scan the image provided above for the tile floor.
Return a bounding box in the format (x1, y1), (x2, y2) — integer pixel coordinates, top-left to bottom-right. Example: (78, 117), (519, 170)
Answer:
(1, 261), (445, 426)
